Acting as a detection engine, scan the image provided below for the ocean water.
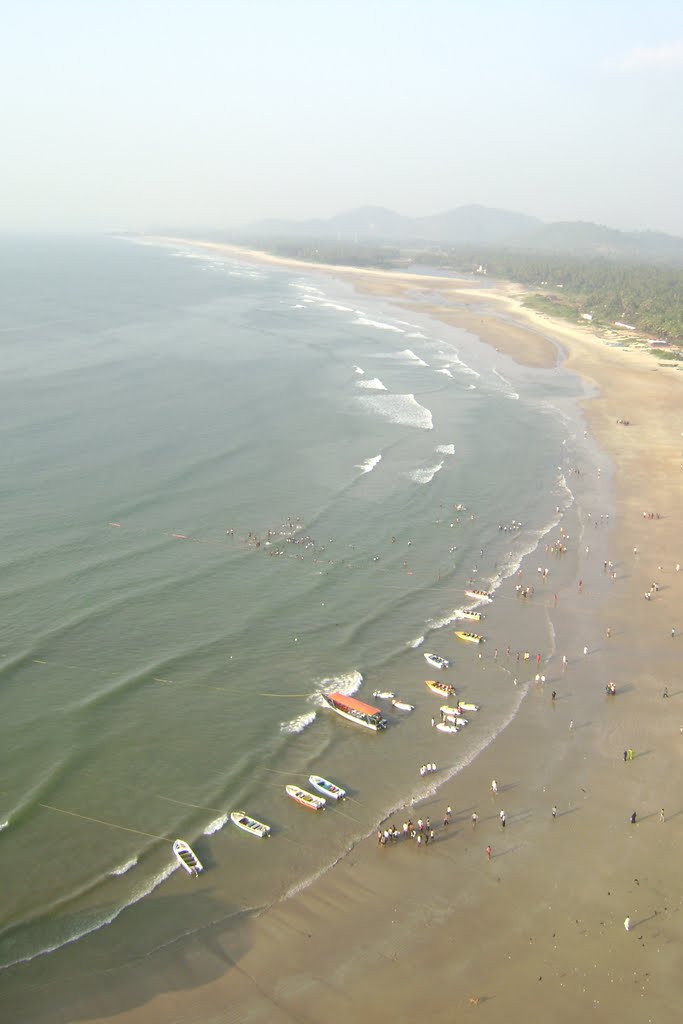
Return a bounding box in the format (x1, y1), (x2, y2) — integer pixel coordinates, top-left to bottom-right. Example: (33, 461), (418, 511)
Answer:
(0, 236), (598, 970)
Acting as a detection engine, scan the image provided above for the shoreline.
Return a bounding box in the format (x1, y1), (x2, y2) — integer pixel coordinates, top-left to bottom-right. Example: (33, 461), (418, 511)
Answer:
(5, 239), (683, 1023)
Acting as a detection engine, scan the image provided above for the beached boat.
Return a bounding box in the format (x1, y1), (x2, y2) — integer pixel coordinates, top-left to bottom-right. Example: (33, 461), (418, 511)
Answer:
(458, 609), (483, 621)
(286, 784), (326, 810)
(372, 690), (395, 700)
(173, 839), (203, 876)
(457, 701), (480, 712)
(309, 775), (346, 800)
(230, 811), (271, 838)
(391, 698), (415, 711)
(465, 589), (492, 601)
(322, 692), (387, 731)
(454, 630), (483, 644)
(440, 703), (462, 716)
(425, 679), (457, 697)
(436, 722), (459, 734)
(424, 653), (449, 670)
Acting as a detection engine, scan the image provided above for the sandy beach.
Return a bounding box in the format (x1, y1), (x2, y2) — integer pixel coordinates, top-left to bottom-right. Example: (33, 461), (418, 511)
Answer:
(5, 240), (682, 1024)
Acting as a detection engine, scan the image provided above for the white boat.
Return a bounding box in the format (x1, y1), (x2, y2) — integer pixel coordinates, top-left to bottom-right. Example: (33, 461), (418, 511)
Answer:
(322, 692), (387, 731)
(173, 839), (203, 876)
(372, 690), (395, 700)
(230, 811), (271, 838)
(309, 774), (346, 800)
(458, 701), (480, 712)
(436, 722), (459, 734)
(391, 699), (415, 711)
(424, 653), (449, 670)
(286, 784), (326, 810)
(457, 609), (483, 621)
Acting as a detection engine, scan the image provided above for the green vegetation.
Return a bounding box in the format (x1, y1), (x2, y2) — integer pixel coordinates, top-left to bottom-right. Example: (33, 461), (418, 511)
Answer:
(232, 233), (683, 343)
(401, 247), (683, 343)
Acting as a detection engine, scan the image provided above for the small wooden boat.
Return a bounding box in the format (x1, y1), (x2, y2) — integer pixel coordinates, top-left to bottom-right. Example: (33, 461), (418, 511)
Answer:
(309, 775), (346, 800)
(173, 839), (203, 876)
(465, 589), (492, 602)
(286, 784), (326, 810)
(455, 630), (483, 644)
(457, 701), (480, 712)
(372, 690), (395, 700)
(391, 699), (415, 711)
(424, 653), (449, 670)
(436, 722), (459, 734)
(230, 811), (271, 838)
(426, 679), (457, 697)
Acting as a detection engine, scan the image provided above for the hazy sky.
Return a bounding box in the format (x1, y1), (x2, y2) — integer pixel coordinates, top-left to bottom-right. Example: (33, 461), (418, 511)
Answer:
(3, 0), (683, 235)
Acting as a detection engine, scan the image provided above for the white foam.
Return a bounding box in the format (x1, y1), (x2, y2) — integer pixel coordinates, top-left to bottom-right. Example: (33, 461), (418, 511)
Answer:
(280, 710), (317, 734)
(291, 303), (306, 309)
(313, 670), (363, 703)
(447, 354), (481, 378)
(353, 365), (365, 375)
(436, 368), (453, 377)
(408, 635), (425, 648)
(1, 857), (179, 969)
(400, 348), (429, 367)
(406, 331), (428, 339)
(407, 461), (444, 484)
(356, 377), (387, 391)
(320, 301), (354, 312)
(204, 814), (229, 836)
(356, 393), (433, 430)
(352, 316), (404, 333)
(436, 444), (455, 455)
(110, 857), (138, 877)
(355, 454), (382, 474)
(427, 606), (469, 630)
(0, 820), (8, 831)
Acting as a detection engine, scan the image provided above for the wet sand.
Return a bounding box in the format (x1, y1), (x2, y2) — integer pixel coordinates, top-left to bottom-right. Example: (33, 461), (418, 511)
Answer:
(6, 241), (683, 1023)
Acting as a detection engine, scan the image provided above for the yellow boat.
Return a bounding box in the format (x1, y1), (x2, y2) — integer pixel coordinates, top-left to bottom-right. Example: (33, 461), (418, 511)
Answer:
(425, 679), (457, 698)
(454, 630), (483, 644)
(459, 609), (482, 621)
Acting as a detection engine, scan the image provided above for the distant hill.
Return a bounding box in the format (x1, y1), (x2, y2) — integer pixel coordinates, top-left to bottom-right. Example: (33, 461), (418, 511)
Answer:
(237, 205), (683, 267)
(243, 204), (542, 246)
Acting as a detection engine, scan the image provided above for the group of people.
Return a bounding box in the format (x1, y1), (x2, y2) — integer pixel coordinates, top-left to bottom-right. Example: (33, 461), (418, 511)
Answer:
(419, 763), (437, 776)
(377, 817), (436, 846)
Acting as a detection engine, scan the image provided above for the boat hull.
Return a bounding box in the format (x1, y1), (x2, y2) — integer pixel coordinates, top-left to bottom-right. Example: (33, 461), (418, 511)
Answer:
(173, 839), (203, 875)
(230, 811), (271, 837)
(309, 775), (346, 800)
(286, 785), (326, 810)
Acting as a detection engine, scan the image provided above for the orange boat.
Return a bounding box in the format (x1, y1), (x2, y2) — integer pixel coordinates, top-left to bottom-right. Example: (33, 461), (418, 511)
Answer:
(322, 692), (387, 731)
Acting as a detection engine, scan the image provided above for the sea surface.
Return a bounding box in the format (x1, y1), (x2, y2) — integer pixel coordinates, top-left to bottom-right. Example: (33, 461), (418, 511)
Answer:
(0, 235), (605, 971)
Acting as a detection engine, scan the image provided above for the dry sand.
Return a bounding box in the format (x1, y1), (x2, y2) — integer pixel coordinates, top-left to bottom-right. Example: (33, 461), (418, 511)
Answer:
(7, 241), (683, 1024)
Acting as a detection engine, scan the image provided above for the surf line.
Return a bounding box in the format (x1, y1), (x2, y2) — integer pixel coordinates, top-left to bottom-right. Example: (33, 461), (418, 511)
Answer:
(38, 803), (171, 843)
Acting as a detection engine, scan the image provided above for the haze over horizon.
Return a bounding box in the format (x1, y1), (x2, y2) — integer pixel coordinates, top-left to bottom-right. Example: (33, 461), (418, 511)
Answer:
(3, 0), (683, 237)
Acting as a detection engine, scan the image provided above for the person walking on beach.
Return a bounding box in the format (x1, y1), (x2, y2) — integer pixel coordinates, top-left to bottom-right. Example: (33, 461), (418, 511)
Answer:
(630, 811), (637, 824)
(660, 808), (665, 822)
(500, 810), (506, 828)
(491, 779), (498, 795)
(551, 690), (556, 701)
(552, 805), (557, 819)
(486, 845), (492, 861)
(472, 811), (479, 828)
(624, 916), (631, 932)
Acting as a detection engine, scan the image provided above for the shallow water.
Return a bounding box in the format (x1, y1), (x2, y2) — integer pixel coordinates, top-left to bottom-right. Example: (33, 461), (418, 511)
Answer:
(0, 236), (602, 969)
